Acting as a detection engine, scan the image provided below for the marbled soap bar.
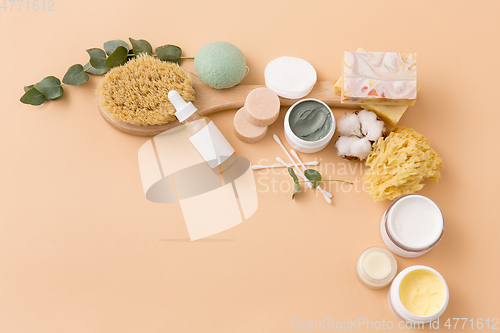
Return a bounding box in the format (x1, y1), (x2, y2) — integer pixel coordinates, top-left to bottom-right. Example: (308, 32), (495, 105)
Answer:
(342, 51), (417, 106)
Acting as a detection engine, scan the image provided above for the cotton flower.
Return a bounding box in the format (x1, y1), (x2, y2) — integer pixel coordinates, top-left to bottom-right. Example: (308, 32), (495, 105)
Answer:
(335, 110), (385, 160)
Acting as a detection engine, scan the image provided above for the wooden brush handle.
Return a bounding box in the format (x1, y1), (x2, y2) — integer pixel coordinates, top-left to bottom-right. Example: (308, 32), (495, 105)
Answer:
(100, 72), (360, 136)
(191, 73), (359, 116)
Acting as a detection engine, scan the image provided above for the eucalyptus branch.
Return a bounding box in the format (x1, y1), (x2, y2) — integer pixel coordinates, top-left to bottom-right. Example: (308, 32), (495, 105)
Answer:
(296, 180), (353, 185)
(21, 38), (191, 106)
(288, 167), (352, 200)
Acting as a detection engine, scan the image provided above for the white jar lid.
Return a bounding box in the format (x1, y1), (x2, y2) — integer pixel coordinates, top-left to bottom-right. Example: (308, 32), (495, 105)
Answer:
(264, 56), (317, 99)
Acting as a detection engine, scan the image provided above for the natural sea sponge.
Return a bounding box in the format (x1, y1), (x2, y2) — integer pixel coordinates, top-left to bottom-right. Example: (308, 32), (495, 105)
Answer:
(362, 127), (443, 201)
(97, 54), (195, 126)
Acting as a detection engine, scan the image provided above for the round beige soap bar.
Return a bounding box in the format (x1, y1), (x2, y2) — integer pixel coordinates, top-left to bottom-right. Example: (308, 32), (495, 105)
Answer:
(234, 107), (268, 143)
(244, 87), (280, 126)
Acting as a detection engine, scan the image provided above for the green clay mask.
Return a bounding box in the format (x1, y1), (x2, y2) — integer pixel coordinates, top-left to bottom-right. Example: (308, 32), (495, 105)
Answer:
(288, 100), (332, 141)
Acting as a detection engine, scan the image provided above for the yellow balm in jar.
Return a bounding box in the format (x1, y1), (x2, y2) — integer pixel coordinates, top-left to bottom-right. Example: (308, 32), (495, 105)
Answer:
(388, 265), (449, 323)
(399, 270), (446, 316)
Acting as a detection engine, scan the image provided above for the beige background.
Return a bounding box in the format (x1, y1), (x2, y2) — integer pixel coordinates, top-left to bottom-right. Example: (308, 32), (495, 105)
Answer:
(1, 0), (499, 332)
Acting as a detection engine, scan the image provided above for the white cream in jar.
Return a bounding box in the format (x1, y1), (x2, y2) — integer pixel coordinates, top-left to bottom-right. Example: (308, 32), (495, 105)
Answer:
(381, 195), (444, 258)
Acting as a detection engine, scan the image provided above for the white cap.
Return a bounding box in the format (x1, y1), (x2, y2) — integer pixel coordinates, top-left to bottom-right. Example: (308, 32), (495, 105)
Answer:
(168, 90), (197, 122)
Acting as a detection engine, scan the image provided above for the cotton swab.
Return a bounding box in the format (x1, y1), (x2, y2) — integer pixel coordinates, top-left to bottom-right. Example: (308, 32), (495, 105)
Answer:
(276, 155), (312, 189)
(276, 157), (332, 204)
(279, 156), (332, 202)
(291, 149), (333, 199)
(273, 134), (312, 188)
(252, 161), (319, 170)
(276, 157), (307, 183)
(273, 134), (331, 204)
(273, 134), (298, 165)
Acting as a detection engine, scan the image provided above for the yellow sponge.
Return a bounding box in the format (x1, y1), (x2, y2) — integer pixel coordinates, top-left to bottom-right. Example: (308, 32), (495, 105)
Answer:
(362, 127), (443, 201)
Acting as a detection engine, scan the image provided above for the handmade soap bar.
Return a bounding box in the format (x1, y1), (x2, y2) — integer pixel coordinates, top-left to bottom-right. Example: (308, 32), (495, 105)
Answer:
(244, 87), (280, 127)
(361, 104), (407, 127)
(234, 107), (268, 143)
(336, 80), (421, 126)
(342, 51), (417, 106)
(334, 47), (366, 94)
(360, 82), (421, 126)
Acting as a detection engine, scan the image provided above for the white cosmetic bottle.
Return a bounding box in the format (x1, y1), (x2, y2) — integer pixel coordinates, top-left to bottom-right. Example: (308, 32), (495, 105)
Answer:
(168, 90), (236, 171)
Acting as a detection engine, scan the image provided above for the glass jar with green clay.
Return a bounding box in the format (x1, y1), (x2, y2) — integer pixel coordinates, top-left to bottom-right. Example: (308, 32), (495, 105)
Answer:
(284, 99), (336, 153)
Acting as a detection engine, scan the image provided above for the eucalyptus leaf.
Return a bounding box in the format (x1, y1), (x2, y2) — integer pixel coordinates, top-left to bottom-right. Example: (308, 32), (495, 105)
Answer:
(292, 183), (300, 200)
(24, 84), (34, 92)
(288, 167), (299, 183)
(104, 40), (129, 55)
(50, 87), (64, 100)
(34, 76), (64, 100)
(63, 64), (89, 85)
(104, 46), (129, 68)
(156, 44), (182, 64)
(20, 87), (46, 106)
(304, 169), (321, 183)
(83, 62), (108, 75)
(86, 48), (108, 69)
(129, 38), (152, 55)
(312, 177), (321, 188)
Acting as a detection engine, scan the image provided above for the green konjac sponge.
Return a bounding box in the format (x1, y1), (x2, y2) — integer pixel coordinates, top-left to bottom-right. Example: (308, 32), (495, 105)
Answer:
(194, 41), (246, 89)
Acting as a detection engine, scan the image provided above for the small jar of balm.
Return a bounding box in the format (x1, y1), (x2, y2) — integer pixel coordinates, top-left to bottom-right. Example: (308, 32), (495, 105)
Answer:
(284, 99), (336, 153)
(388, 265), (449, 324)
(381, 194), (444, 258)
(356, 247), (397, 289)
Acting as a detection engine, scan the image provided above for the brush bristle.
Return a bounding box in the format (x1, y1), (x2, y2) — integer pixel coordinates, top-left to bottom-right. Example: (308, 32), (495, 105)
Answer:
(97, 54), (195, 126)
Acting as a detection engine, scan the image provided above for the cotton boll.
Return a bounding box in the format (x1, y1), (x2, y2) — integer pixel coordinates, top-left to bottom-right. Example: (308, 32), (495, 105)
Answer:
(335, 110), (385, 161)
(364, 121), (385, 141)
(337, 113), (361, 137)
(350, 137), (373, 160)
(358, 110), (377, 134)
(358, 109), (378, 123)
(358, 110), (385, 141)
(335, 136), (359, 157)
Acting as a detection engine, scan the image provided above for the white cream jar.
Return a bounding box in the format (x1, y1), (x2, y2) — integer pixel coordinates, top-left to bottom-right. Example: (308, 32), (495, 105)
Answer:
(381, 195), (444, 258)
